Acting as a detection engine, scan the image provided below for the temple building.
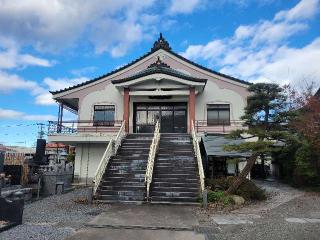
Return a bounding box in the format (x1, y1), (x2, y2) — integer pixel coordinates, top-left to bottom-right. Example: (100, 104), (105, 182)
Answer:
(48, 34), (250, 203)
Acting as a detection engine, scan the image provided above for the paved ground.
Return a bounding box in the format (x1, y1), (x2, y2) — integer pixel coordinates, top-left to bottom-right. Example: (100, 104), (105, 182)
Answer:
(88, 204), (198, 229)
(66, 204), (205, 240)
(66, 228), (205, 240)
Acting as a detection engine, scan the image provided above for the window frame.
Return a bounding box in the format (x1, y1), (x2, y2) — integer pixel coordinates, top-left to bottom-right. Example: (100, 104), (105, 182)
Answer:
(207, 104), (231, 126)
(93, 105), (115, 126)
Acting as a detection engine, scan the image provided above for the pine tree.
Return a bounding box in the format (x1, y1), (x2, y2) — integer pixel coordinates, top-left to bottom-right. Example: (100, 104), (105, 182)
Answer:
(224, 83), (290, 194)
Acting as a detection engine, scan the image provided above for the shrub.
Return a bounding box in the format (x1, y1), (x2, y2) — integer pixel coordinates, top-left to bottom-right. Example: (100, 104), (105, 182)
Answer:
(207, 177), (267, 201)
(207, 190), (234, 205)
(293, 143), (320, 187)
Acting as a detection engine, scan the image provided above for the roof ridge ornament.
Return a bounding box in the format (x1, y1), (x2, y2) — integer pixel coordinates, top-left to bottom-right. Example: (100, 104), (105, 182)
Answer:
(151, 33), (172, 52)
(147, 56), (171, 68)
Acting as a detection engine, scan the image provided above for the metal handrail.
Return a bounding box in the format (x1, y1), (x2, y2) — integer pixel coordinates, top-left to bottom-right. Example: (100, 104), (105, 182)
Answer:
(48, 120), (124, 135)
(93, 121), (126, 195)
(191, 121), (205, 193)
(145, 120), (161, 200)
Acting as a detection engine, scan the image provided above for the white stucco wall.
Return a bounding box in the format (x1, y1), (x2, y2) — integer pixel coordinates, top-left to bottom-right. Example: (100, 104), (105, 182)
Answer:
(77, 81), (245, 132)
(195, 81), (246, 121)
(74, 143), (107, 184)
(79, 83), (123, 121)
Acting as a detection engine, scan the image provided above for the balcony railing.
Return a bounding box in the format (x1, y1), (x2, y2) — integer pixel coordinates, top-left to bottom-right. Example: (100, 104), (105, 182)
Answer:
(48, 120), (124, 135)
(194, 120), (247, 133)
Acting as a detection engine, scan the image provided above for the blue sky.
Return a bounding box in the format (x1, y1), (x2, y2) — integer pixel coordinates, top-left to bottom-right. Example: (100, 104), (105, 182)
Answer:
(0, 0), (319, 146)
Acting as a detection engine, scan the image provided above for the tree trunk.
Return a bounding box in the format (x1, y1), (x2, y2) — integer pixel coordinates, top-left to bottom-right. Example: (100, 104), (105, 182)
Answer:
(225, 153), (259, 195)
(261, 155), (265, 179)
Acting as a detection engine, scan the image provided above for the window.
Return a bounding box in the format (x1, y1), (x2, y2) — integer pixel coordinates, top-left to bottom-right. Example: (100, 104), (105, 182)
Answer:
(93, 105), (115, 126)
(207, 104), (230, 125)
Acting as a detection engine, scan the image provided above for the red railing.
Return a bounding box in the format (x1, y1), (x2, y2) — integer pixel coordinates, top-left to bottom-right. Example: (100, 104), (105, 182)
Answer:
(194, 120), (247, 133)
(48, 120), (124, 135)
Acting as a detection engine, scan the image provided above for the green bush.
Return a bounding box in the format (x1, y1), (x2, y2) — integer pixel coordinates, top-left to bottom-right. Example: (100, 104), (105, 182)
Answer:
(207, 190), (234, 205)
(207, 177), (267, 201)
(293, 143), (319, 187)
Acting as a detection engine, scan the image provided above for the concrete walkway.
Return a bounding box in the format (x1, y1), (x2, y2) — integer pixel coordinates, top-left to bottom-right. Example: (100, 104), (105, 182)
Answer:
(66, 204), (205, 240)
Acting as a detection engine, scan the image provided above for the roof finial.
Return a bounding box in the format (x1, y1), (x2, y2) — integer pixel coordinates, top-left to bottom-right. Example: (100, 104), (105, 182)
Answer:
(147, 56), (171, 69)
(151, 33), (171, 52)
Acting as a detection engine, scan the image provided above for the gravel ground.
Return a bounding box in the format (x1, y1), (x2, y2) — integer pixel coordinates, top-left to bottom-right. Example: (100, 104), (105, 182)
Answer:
(0, 187), (110, 240)
(212, 192), (320, 240)
(198, 181), (320, 240)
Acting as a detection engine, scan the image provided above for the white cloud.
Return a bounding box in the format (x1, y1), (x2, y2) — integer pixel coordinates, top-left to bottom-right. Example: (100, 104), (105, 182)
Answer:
(0, 70), (43, 93)
(169, 0), (201, 14)
(181, 0), (320, 87)
(275, 0), (320, 21)
(0, 0), (156, 57)
(0, 47), (53, 69)
(182, 40), (226, 60)
(43, 77), (89, 92)
(35, 77), (89, 106)
(0, 108), (55, 121)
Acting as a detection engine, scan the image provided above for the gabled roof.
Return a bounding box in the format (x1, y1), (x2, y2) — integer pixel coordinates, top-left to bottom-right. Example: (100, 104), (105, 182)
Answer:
(111, 57), (207, 85)
(51, 33), (250, 95)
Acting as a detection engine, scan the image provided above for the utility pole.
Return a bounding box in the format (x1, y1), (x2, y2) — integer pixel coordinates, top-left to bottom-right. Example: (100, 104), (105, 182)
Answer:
(37, 123), (46, 139)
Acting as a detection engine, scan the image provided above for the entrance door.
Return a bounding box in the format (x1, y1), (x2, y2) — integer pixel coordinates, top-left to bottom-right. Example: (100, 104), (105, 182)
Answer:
(134, 103), (187, 133)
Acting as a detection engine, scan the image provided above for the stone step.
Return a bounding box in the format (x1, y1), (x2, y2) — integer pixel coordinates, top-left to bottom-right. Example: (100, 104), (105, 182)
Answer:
(150, 196), (198, 203)
(154, 169), (197, 175)
(106, 169), (146, 174)
(157, 158), (195, 162)
(97, 194), (145, 201)
(109, 165), (147, 171)
(154, 173), (198, 178)
(112, 155), (149, 160)
(153, 177), (199, 184)
(98, 189), (145, 196)
(101, 178), (144, 186)
(99, 185), (145, 191)
(103, 176), (145, 182)
(152, 181), (199, 188)
(104, 172), (146, 178)
(151, 191), (199, 198)
(152, 186), (199, 192)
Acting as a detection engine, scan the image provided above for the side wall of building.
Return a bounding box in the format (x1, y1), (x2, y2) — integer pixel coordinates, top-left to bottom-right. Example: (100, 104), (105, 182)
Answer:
(74, 143), (107, 184)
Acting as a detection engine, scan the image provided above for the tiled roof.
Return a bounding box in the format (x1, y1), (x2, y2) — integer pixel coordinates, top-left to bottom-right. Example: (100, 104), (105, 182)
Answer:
(51, 33), (250, 95)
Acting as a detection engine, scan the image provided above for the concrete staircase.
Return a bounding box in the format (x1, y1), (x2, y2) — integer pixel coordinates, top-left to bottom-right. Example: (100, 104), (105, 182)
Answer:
(95, 134), (153, 203)
(150, 133), (200, 203)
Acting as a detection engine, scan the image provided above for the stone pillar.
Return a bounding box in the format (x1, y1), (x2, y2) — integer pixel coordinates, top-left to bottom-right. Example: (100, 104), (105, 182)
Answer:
(123, 88), (130, 132)
(189, 87), (196, 133)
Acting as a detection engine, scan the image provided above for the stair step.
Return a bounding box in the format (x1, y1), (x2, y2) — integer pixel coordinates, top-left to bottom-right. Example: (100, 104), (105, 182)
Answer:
(151, 196), (198, 203)
(152, 182), (199, 188)
(151, 191), (199, 197)
(152, 186), (199, 192)
(97, 194), (145, 201)
(99, 185), (145, 191)
(153, 177), (199, 183)
(97, 190), (145, 196)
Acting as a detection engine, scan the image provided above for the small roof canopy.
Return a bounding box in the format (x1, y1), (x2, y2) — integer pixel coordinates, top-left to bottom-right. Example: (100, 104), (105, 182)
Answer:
(202, 134), (251, 158)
